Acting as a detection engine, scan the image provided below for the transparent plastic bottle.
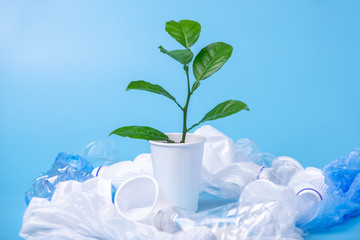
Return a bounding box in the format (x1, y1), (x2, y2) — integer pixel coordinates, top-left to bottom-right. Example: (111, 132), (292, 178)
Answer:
(154, 203), (240, 234)
(25, 152), (94, 205)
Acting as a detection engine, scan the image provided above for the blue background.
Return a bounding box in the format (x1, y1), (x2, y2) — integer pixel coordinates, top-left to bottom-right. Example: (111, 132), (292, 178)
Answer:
(1, 0), (359, 239)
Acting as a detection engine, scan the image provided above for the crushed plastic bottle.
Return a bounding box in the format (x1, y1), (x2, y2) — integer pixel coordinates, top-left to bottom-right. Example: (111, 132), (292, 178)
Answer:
(81, 139), (122, 167)
(25, 152), (94, 205)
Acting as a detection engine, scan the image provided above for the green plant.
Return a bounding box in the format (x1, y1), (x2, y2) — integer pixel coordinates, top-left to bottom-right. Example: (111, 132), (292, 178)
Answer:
(110, 19), (249, 143)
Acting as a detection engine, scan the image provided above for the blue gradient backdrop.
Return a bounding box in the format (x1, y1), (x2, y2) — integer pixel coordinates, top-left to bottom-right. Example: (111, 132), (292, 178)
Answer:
(1, 1), (359, 239)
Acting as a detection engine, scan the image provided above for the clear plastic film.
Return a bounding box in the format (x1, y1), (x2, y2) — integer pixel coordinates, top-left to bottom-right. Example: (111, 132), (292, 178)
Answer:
(21, 126), (360, 240)
(196, 125), (276, 200)
(20, 178), (181, 240)
(21, 178), (225, 240)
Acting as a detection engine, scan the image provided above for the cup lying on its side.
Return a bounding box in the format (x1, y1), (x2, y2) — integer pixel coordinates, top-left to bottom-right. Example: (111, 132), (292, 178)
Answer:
(114, 175), (175, 224)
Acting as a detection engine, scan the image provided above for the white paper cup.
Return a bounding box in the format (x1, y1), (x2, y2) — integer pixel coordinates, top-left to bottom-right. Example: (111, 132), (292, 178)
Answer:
(114, 175), (174, 224)
(150, 133), (205, 212)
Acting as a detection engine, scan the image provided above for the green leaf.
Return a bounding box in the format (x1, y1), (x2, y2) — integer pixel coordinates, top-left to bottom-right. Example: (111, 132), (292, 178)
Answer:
(193, 42), (233, 81)
(159, 46), (194, 65)
(189, 100), (249, 130)
(165, 20), (201, 49)
(126, 80), (182, 109)
(109, 126), (172, 141)
(191, 81), (200, 92)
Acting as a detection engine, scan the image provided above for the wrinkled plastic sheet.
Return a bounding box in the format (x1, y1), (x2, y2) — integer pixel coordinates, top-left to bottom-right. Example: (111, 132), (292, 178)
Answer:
(20, 126), (360, 239)
(20, 178), (303, 240)
(20, 178), (180, 240)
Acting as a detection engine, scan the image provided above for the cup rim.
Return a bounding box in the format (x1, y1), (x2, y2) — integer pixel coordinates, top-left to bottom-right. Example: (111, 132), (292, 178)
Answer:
(149, 133), (205, 147)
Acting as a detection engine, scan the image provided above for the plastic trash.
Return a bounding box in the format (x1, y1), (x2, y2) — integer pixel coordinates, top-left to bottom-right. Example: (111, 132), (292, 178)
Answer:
(272, 156), (304, 185)
(287, 167), (328, 226)
(257, 156), (304, 185)
(194, 125), (235, 174)
(299, 148), (360, 230)
(196, 125), (277, 199)
(234, 138), (275, 166)
(25, 152), (94, 205)
(155, 179), (303, 240)
(114, 175), (174, 224)
(93, 153), (153, 188)
(81, 139), (122, 167)
(21, 177), (179, 240)
(201, 161), (261, 200)
(289, 167), (327, 201)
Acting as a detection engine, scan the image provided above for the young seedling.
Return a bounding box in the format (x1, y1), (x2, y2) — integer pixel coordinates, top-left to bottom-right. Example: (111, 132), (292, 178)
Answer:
(110, 19), (249, 143)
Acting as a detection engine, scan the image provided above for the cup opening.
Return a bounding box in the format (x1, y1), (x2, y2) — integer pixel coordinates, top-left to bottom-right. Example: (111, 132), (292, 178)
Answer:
(115, 176), (159, 221)
(149, 133), (205, 146)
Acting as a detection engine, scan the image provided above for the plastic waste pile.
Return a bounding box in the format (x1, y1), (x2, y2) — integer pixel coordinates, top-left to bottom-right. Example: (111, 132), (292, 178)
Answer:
(20, 125), (360, 240)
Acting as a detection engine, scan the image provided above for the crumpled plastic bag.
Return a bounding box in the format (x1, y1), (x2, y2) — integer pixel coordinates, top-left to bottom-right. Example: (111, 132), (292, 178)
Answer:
(194, 125), (236, 174)
(200, 162), (261, 200)
(195, 125), (275, 199)
(25, 152), (94, 205)
(154, 179), (303, 240)
(235, 138), (275, 167)
(299, 148), (360, 230)
(258, 156), (304, 186)
(170, 179), (303, 240)
(20, 177), (200, 240)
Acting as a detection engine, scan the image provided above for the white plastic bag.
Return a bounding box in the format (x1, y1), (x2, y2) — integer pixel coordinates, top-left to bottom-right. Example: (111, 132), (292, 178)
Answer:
(194, 125), (236, 174)
(20, 178), (177, 240)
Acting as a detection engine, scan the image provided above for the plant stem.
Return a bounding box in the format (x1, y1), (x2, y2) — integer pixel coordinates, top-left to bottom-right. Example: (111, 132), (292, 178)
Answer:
(181, 65), (191, 143)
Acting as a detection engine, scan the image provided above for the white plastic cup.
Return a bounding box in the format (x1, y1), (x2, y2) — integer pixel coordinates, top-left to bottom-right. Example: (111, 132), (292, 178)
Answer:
(114, 175), (174, 224)
(289, 167), (327, 202)
(150, 133), (205, 212)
